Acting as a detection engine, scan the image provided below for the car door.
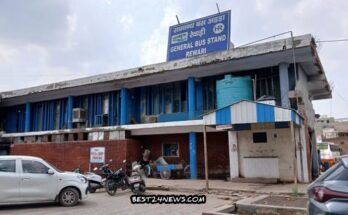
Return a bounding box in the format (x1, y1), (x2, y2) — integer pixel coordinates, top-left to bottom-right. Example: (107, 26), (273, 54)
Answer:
(19, 159), (58, 202)
(0, 158), (20, 203)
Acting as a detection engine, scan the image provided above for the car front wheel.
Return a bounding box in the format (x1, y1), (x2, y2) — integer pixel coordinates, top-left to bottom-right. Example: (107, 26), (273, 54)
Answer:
(59, 188), (79, 207)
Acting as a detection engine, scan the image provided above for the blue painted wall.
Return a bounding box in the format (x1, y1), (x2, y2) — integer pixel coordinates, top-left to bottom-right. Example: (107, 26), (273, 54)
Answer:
(139, 81), (192, 123)
(67, 96), (74, 129)
(0, 90), (121, 133)
(74, 91), (119, 127)
(108, 91), (119, 126)
(31, 100), (61, 131)
(24, 102), (32, 132)
(120, 88), (128, 125)
(1, 75), (226, 132)
(128, 88), (141, 124)
(202, 78), (217, 111)
(196, 80), (204, 113)
(159, 112), (189, 122)
(188, 77), (196, 120)
(1, 105), (25, 133)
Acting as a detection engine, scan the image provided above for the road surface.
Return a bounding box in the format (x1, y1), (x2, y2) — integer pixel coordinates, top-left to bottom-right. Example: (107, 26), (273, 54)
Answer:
(0, 190), (230, 215)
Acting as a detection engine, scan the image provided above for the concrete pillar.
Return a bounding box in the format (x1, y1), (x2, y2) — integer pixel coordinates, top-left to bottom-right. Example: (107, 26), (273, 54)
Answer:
(297, 125), (309, 183)
(67, 96), (74, 129)
(188, 77), (196, 120)
(189, 132), (198, 179)
(24, 102), (32, 132)
(228, 130), (239, 179)
(120, 88), (128, 125)
(188, 78), (198, 179)
(279, 63), (290, 108)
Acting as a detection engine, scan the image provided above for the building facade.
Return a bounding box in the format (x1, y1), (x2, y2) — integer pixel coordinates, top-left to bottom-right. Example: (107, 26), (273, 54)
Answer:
(315, 116), (348, 154)
(0, 34), (331, 182)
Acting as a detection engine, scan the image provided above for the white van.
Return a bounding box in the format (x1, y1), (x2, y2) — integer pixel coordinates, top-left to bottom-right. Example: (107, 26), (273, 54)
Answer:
(0, 156), (88, 206)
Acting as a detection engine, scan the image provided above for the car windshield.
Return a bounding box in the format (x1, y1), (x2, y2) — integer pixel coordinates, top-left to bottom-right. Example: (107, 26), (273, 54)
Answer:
(45, 161), (63, 173)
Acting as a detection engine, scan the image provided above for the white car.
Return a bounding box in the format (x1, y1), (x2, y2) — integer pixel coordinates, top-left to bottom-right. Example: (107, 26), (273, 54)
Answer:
(0, 155), (88, 207)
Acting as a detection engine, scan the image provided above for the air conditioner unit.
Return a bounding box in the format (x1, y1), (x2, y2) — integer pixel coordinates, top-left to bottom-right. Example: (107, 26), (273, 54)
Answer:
(73, 108), (86, 123)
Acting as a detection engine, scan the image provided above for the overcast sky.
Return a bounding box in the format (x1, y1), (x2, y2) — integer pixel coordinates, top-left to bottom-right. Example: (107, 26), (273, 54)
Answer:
(0, 0), (347, 118)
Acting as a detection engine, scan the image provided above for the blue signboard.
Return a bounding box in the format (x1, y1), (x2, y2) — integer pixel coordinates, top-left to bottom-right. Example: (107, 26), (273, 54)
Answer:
(167, 10), (231, 61)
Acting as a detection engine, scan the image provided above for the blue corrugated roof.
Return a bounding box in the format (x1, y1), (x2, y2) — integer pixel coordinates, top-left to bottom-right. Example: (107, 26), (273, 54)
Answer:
(203, 100), (303, 126)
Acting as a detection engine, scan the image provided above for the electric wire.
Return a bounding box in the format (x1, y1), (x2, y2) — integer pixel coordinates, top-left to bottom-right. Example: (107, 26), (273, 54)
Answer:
(334, 90), (348, 110)
(316, 39), (348, 43)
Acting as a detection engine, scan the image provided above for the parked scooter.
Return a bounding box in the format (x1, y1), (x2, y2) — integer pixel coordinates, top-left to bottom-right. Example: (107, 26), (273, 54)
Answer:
(88, 159), (118, 192)
(85, 171), (104, 193)
(105, 160), (146, 196)
(132, 149), (152, 177)
(72, 166), (104, 193)
(132, 161), (151, 177)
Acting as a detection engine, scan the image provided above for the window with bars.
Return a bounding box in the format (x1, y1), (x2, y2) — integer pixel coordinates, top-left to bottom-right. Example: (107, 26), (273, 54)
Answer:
(255, 67), (281, 105)
(143, 81), (187, 115)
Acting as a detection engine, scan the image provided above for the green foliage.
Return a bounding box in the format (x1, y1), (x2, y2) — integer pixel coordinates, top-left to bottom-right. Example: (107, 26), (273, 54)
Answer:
(130, 117), (137, 124)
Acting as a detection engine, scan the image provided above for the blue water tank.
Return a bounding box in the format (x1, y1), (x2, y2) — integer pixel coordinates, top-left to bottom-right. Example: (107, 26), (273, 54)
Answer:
(216, 75), (253, 109)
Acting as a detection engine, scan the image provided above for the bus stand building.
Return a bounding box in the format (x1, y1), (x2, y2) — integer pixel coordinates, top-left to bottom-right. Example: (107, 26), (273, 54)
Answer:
(0, 34), (331, 182)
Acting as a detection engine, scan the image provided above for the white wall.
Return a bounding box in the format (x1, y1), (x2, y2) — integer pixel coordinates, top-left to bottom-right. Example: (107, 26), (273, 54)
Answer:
(295, 125), (310, 183)
(237, 125), (309, 183)
(238, 128), (295, 182)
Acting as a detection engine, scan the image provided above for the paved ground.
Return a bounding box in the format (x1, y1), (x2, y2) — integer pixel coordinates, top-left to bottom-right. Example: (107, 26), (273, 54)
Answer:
(0, 190), (231, 215)
(0, 179), (309, 215)
(146, 178), (309, 195)
(253, 196), (308, 208)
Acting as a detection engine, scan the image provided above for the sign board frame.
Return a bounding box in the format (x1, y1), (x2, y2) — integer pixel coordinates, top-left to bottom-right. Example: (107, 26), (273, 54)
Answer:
(167, 10), (231, 61)
(90, 147), (105, 164)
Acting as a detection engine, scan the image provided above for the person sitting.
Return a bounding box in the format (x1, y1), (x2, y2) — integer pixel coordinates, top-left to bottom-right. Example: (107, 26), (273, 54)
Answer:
(139, 149), (151, 169)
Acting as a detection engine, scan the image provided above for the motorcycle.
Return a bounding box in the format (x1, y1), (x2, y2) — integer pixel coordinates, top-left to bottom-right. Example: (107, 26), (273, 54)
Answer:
(98, 162), (113, 177)
(72, 166), (104, 193)
(88, 159), (118, 193)
(105, 160), (146, 196)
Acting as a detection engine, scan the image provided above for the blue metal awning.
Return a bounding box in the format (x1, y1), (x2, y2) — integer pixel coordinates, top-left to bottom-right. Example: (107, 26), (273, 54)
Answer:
(203, 100), (303, 126)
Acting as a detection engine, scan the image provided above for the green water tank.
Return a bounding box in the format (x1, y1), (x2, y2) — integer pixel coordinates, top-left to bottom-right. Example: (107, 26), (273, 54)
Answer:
(216, 75), (253, 109)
